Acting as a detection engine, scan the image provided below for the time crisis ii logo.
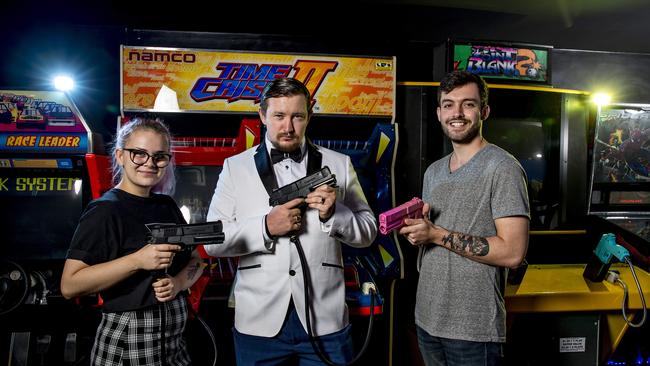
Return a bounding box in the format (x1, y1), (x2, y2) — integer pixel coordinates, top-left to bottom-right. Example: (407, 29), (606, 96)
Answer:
(190, 60), (338, 104)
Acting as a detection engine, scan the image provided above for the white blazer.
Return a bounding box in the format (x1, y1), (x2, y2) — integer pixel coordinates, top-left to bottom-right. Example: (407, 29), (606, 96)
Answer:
(205, 140), (377, 337)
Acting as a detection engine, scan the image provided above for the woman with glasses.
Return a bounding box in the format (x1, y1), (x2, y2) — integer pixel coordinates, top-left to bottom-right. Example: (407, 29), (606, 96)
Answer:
(61, 118), (202, 366)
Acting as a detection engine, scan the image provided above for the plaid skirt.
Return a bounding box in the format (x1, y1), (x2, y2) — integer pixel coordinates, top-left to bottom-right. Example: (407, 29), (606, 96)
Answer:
(91, 296), (192, 366)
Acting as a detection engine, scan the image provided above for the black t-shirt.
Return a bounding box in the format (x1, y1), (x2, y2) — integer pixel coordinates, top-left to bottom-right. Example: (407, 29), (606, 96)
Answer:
(67, 188), (190, 313)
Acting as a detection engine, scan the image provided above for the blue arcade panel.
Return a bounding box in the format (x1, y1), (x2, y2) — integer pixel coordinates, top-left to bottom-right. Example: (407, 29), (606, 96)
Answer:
(314, 123), (400, 313)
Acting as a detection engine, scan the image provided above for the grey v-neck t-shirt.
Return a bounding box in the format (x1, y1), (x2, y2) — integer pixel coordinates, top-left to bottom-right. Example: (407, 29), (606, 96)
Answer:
(415, 143), (530, 343)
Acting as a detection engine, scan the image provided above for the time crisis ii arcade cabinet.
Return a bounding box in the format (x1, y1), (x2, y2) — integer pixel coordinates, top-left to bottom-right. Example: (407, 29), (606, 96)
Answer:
(121, 41), (399, 365)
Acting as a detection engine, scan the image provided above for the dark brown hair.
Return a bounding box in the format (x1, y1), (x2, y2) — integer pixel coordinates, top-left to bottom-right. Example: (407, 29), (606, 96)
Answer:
(259, 78), (311, 115)
(438, 70), (489, 109)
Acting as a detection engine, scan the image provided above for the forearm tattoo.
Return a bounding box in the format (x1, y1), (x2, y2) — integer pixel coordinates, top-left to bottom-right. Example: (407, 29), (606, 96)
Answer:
(440, 231), (489, 256)
(186, 261), (202, 280)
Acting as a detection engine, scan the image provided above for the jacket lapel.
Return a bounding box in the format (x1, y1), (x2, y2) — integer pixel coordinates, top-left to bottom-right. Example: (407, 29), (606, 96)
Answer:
(254, 139), (277, 196)
(306, 138), (322, 175)
(255, 138), (323, 196)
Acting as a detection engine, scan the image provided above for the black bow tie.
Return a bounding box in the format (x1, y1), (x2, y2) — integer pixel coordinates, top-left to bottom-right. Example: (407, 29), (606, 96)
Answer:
(270, 148), (303, 164)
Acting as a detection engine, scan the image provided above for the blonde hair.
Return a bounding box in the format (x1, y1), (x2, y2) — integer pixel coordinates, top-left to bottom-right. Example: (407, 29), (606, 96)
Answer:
(110, 118), (176, 195)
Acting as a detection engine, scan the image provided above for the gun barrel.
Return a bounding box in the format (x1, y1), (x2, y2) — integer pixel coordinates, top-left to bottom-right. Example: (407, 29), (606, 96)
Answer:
(147, 221), (225, 247)
(312, 176), (336, 189)
(379, 220), (404, 235)
(194, 234), (223, 241)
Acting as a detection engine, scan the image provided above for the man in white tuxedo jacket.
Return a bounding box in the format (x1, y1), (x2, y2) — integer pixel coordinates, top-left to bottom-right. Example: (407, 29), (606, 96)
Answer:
(204, 78), (377, 365)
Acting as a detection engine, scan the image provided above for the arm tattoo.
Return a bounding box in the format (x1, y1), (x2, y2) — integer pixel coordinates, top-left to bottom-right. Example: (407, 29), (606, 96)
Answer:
(440, 231), (489, 256)
(186, 262), (202, 280)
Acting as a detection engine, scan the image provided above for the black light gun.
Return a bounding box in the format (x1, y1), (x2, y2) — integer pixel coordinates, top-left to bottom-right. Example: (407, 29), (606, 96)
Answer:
(146, 221), (225, 250)
(268, 166), (337, 206)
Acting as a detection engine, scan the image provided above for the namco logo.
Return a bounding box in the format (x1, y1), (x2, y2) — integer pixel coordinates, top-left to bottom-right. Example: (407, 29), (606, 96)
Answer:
(375, 60), (393, 71)
(127, 50), (196, 63)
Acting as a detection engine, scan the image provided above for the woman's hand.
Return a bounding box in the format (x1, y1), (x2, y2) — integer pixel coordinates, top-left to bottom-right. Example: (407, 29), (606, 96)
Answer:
(152, 276), (179, 302)
(134, 244), (180, 271)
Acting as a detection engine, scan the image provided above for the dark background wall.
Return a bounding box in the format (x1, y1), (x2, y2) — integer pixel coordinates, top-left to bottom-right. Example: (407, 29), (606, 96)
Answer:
(1, 0), (650, 137)
(553, 50), (650, 104)
(1, 3), (648, 364)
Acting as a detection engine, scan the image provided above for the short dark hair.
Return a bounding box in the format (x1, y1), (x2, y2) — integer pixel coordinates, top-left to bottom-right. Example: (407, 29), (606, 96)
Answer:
(260, 78), (311, 114)
(438, 70), (489, 109)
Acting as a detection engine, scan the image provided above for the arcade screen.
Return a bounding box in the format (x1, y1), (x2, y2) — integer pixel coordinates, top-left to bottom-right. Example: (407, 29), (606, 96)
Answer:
(483, 116), (558, 228)
(591, 105), (650, 211)
(593, 106), (650, 185)
(173, 165), (222, 224)
(0, 173), (84, 261)
(483, 117), (547, 184)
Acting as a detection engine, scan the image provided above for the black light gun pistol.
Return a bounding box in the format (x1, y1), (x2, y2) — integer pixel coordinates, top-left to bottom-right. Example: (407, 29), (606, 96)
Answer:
(268, 166), (337, 206)
(146, 221), (225, 250)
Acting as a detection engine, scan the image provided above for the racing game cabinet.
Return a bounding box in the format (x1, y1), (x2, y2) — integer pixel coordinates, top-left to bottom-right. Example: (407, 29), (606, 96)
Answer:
(0, 89), (111, 365)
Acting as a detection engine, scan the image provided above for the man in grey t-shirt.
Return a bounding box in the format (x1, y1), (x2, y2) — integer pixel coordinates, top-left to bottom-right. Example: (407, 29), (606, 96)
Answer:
(399, 70), (530, 366)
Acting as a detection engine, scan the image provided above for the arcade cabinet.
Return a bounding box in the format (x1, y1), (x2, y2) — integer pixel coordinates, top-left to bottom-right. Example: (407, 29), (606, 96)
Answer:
(588, 103), (650, 259)
(0, 90), (111, 365)
(122, 44), (265, 365)
(586, 103), (650, 365)
(434, 41), (650, 366)
(401, 40), (593, 262)
(308, 70), (400, 364)
(396, 39), (648, 365)
(121, 42), (400, 365)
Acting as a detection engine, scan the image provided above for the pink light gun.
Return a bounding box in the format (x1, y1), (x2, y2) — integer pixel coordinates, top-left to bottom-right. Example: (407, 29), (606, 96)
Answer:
(378, 197), (424, 235)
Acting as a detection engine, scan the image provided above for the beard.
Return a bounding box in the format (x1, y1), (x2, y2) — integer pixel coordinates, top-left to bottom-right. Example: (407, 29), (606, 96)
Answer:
(271, 132), (301, 152)
(442, 118), (481, 144)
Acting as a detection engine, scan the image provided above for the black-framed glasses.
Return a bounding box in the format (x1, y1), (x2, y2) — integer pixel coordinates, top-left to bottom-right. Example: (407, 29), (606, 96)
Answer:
(123, 148), (172, 168)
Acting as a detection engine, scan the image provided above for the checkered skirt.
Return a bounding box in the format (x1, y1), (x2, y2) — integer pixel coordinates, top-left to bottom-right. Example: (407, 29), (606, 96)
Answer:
(91, 296), (192, 366)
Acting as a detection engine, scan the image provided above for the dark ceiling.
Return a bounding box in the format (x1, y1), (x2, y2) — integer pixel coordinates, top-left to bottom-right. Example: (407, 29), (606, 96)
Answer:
(3, 0), (650, 53)
(381, 0), (647, 18)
